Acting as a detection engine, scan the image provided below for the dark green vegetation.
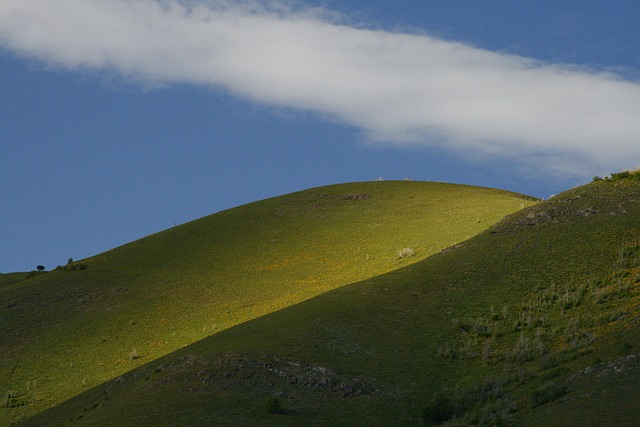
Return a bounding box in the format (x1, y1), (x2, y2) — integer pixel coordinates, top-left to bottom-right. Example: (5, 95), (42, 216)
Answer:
(0, 273), (31, 289)
(7, 176), (640, 426)
(593, 170), (640, 182)
(0, 181), (537, 426)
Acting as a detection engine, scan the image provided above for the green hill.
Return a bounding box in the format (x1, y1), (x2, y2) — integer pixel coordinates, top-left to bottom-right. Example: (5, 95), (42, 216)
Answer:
(0, 181), (536, 425)
(16, 177), (640, 426)
(0, 272), (32, 289)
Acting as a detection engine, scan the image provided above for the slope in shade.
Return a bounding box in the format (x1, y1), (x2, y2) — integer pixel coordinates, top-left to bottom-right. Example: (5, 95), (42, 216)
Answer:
(22, 178), (640, 426)
(0, 181), (536, 424)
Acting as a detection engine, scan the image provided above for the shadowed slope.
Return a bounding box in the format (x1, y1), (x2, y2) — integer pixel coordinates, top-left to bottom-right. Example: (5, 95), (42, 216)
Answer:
(21, 178), (640, 426)
(0, 181), (536, 424)
(0, 272), (31, 289)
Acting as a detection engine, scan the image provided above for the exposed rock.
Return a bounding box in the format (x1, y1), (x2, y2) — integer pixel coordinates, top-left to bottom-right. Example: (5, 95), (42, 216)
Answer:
(121, 354), (396, 399)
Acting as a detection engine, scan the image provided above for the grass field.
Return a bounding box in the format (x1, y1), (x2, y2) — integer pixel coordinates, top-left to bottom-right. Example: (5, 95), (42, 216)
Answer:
(14, 177), (640, 426)
(0, 181), (537, 425)
(0, 273), (31, 289)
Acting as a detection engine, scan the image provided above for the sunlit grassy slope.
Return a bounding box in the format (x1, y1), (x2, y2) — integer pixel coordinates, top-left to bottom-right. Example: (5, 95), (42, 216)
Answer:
(20, 177), (640, 426)
(0, 181), (536, 425)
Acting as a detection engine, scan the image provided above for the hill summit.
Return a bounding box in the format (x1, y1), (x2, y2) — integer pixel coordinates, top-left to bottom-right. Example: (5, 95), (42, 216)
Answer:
(15, 177), (640, 426)
(19, 177), (640, 426)
(0, 181), (537, 425)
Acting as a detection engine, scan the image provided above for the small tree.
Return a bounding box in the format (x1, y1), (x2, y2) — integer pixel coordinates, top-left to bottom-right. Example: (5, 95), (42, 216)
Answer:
(36, 265), (45, 272)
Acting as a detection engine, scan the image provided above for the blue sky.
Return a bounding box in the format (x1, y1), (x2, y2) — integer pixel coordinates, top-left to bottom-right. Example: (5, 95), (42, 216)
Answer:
(1, 0), (639, 273)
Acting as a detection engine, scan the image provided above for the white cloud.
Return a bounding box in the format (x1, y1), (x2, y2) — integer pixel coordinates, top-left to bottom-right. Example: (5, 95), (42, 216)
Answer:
(1, 0), (639, 176)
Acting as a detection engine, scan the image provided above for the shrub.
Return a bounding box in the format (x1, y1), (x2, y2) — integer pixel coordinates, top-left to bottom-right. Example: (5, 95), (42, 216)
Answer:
(610, 171), (630, 181)
(129, 349), (140, 361)
(508, 333), (543, 362)
(421, 394), (457, 425)
(531, 383), (567, 407)
(603, 170), (640, 182)
(539, 354), (560, 370)
(68, 263), (88, 271)
(421, 381), (516, 426)
(2, 390), (29, 408)
(396, 247), (416, 259)
(265, 397), (284, 414)
(55, 262), (89, 272)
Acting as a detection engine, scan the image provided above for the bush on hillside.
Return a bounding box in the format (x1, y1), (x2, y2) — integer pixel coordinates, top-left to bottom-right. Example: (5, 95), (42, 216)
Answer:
(396, 247), (416, 259)
(610, 171), (631, 181)
(265, 397), (285, 414)
(421, 394), (457, 425)
(2, 390), (29, 409)
(599, 170), (640, 182)
(531, 383), (567, 407)
(54, 262), (88, 272)
(421, 379), (516, 426)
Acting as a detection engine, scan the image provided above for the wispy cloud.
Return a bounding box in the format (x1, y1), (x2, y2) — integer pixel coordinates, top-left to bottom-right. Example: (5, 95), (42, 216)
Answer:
(1, 0), (638, 176)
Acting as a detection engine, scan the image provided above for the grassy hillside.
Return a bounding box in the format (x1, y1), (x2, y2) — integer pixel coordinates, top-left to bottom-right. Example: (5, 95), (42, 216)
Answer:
(18, 177), (640, 426)
(0, 272), (31, 289)
(0, 181), (536, 425)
